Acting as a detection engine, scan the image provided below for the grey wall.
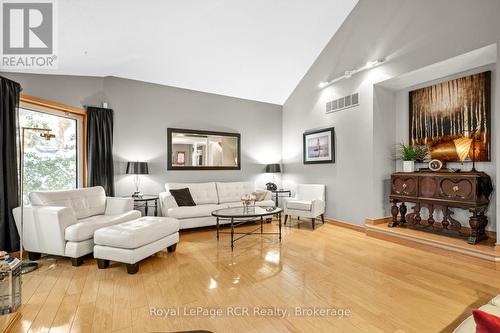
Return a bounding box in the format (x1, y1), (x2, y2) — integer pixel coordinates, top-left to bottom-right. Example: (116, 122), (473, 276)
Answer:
(282, 0), (500, 237)
(0, 72), (104, 108)
(5, 0), (500, 240)
(0, 73), (282, 196)
(103, 77), (282, 195)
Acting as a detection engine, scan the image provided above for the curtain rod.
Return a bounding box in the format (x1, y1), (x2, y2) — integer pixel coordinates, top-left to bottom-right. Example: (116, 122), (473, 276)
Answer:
(0, 75), (22, 91)
(83, 102), (109, 109)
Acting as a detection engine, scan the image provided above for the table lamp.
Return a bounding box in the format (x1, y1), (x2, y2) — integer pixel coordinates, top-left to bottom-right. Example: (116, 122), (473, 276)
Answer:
(126, 161), (149, 197)
(454, 132), (477, 172)
(265, 163), (281, 191)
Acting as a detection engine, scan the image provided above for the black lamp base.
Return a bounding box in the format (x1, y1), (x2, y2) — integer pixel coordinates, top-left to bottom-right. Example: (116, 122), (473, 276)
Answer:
(132, 191), (143, 198)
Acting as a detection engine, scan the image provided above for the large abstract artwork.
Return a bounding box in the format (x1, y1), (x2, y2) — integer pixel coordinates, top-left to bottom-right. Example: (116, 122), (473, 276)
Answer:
(409, 71), (491, 162)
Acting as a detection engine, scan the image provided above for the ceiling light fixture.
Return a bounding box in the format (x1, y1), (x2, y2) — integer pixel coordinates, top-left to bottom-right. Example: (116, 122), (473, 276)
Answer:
(319, 58), (386, 89)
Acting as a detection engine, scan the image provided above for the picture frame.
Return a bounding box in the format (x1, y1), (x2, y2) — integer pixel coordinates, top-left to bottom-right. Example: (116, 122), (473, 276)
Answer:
(303, 127), (335, 164)
(167, 128), (241, 170)
(409, 71), (491, 162)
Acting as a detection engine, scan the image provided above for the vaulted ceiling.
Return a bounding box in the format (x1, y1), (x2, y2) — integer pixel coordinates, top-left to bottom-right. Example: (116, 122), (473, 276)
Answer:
(23, 0), (358, 104)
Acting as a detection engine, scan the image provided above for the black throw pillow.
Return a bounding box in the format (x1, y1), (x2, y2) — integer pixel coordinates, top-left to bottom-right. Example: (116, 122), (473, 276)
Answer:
(170, 188), (196, 206)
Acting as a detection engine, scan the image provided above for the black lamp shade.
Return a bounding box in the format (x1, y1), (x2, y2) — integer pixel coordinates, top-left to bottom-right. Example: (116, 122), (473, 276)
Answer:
(265, 163), (281, 173)
(126, 162), (149, 175)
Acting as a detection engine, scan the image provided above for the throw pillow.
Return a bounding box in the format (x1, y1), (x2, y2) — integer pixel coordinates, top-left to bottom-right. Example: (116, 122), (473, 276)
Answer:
(473, 309), (500, 333)
(170, 188), (196, 206)
(252, 191), (267, 202)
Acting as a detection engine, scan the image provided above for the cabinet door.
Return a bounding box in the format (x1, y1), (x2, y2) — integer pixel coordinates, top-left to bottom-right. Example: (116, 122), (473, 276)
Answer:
(419, 176), (438, 198)
(392, 176), (417, 196)
(438, 177), (475, 201)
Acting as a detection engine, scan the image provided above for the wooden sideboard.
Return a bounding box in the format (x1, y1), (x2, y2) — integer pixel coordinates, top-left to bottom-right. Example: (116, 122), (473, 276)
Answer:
(389, 171), (493, 244)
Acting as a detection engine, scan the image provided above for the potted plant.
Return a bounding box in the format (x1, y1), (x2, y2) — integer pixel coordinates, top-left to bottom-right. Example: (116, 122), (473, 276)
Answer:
(397, 143), (427, 173)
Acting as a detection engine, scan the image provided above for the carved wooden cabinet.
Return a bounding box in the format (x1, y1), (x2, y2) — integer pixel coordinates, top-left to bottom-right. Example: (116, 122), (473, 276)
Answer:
(389, 171), (493, 244)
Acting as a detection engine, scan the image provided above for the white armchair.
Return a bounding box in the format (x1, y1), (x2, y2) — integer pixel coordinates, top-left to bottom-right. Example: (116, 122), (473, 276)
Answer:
(12, 186), (141, 266)
(284, 184), (326, 230)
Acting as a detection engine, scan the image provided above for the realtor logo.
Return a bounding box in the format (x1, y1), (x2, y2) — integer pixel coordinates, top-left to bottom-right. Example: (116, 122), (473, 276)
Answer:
(3, 2), (53, 54)
(1, 0), (57, 69)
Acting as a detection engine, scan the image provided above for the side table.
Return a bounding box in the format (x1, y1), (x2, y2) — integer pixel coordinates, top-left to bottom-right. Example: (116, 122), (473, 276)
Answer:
(271, 189), (291, 207)
(124, 195), (159, 216)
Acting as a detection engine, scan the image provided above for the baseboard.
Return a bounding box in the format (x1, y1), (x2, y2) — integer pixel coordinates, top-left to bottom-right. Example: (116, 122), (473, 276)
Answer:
(365, 216), (392, 226)
(325, 218), (365, 232)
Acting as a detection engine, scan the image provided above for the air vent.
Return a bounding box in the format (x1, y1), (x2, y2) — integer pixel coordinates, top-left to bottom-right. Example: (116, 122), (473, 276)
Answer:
(326, 93), (359, 113)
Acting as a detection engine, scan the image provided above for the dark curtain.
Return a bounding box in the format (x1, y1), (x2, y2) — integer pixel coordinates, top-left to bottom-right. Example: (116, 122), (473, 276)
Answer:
(0, 76), (21, 252)
(86, 107), (115, 196)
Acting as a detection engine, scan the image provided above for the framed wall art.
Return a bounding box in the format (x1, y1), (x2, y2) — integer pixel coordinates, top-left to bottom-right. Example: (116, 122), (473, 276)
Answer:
(409, 71), (491, 162)
(303, 127), (335, 164)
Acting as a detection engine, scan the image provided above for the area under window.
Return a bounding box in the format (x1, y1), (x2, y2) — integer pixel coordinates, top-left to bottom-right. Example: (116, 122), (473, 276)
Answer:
(19, 99), (85, 204)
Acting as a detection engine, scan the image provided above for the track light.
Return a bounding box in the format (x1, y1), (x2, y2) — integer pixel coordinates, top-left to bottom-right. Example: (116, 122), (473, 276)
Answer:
(365, 59), (384, 68)
(344, 70), (354, 78)
(319, 58), (386, 89)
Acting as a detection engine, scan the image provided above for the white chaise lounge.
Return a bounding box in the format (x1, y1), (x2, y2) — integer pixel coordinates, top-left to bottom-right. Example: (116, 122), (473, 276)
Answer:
(159, 181), (274, 229)
(13, 186), (141, 266)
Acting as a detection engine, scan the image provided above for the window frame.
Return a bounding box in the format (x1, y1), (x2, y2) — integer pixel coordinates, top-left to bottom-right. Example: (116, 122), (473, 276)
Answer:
(19, 94), (87, 187)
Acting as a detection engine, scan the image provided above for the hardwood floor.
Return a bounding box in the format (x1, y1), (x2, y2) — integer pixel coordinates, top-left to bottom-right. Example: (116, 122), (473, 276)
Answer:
(2, 219), (499, 333)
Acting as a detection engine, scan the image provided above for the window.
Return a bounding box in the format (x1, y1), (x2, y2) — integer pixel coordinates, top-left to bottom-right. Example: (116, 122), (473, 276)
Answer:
(19, 96), (86, 204)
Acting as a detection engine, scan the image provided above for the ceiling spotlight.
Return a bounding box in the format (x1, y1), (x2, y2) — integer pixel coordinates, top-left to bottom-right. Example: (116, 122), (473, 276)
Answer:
(344, 70), (354, 78)
(318, 81), (329, 88)
(365, 58), (385, 68)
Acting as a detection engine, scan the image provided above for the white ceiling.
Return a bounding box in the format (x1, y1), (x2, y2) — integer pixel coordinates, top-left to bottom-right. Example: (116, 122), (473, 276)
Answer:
(24, 0), (358, 105)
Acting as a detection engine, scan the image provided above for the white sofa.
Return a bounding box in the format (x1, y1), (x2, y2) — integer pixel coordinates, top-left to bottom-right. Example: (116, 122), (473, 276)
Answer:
(453, 295), (500, 333)
(159, 181), (274, 229)
(13, 186), (141, 266)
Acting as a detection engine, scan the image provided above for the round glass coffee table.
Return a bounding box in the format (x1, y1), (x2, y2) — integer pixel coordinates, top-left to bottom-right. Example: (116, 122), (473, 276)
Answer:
(212, 206), (283, 250)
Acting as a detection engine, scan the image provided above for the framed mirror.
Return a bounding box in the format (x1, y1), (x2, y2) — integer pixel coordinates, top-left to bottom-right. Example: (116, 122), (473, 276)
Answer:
(167, 128), (241, 170)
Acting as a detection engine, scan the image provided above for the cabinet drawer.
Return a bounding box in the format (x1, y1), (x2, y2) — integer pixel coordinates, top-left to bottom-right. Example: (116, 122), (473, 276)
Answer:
(438, 177), (475, 201)
(392, 176), (417, 196)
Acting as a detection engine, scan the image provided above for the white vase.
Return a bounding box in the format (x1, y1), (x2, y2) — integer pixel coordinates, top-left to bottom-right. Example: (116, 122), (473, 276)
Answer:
(403, 161), (415, 173)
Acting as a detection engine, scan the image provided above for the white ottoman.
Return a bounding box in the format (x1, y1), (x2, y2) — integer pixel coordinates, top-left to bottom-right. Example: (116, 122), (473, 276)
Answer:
(93, 216), (179, 274)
